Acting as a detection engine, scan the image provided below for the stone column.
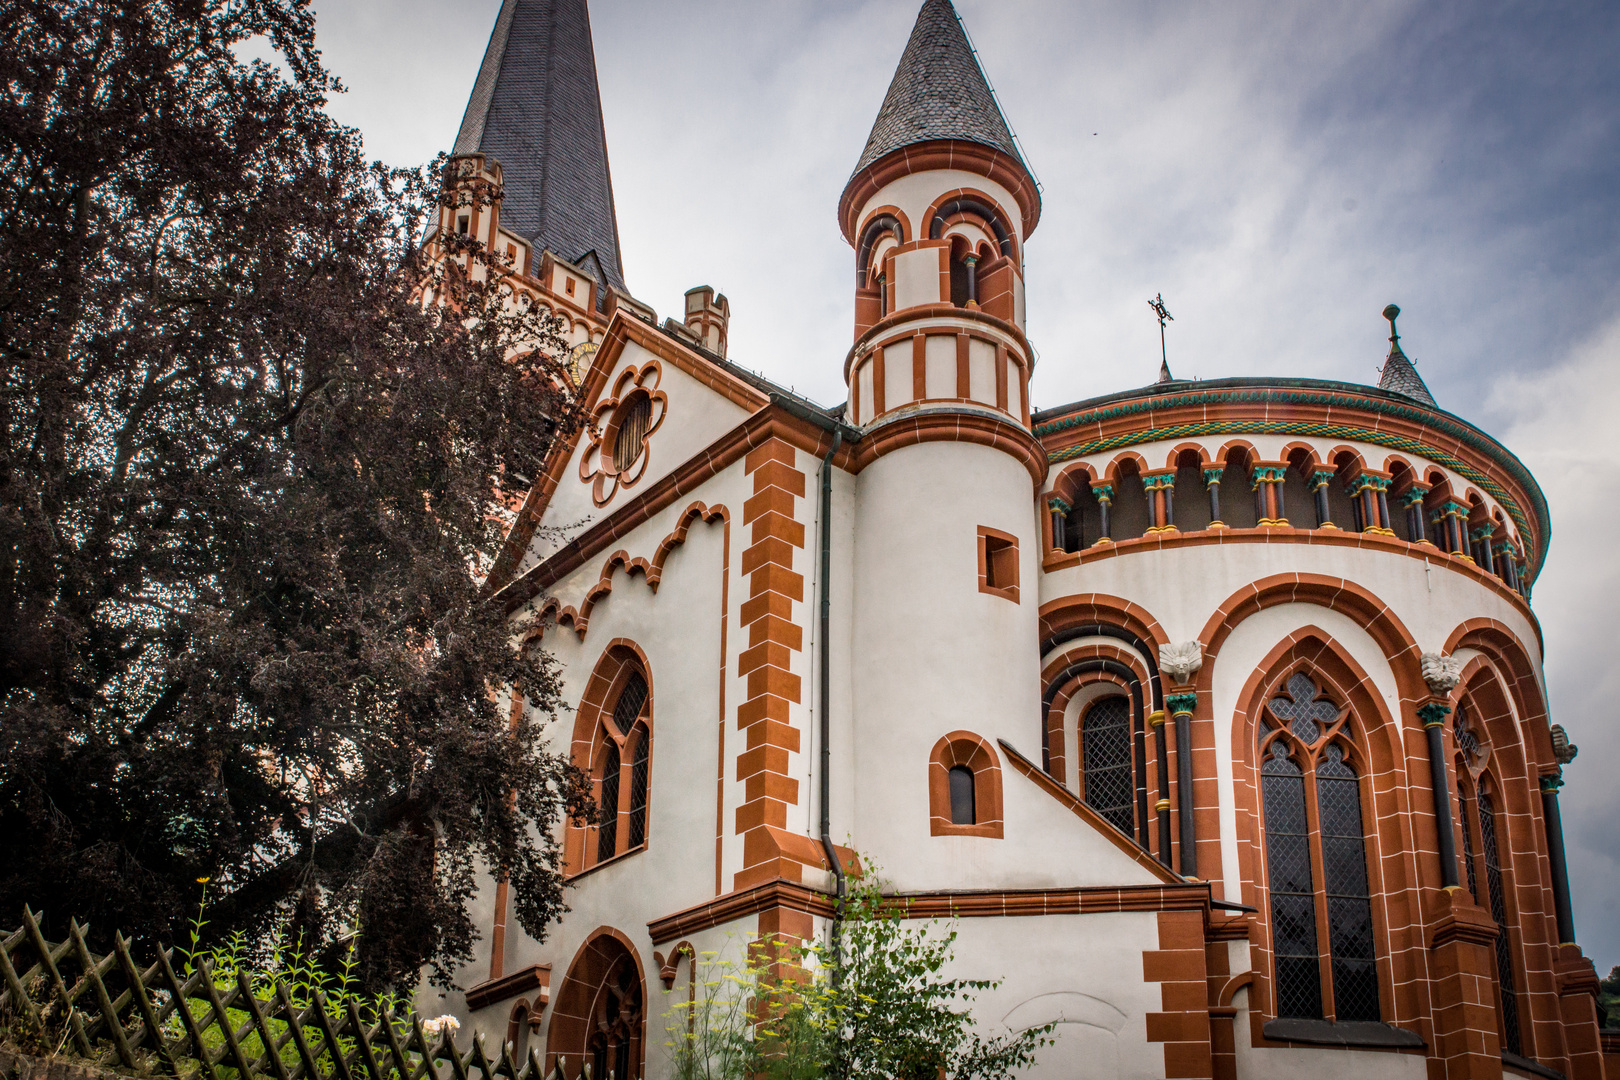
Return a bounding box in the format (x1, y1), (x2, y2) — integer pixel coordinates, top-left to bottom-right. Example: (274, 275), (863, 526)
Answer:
(1159, 643), (1204, 879)
(1047, 495), (1070, 553)
(1252, 464), (1286, 526)
(1312, 469), (1336, 528)
(1204, 466), (1225, 526)
(1420, 653), (1505, 1078)
(1148, 708), (1172, 867)
(1094, 484), (1114, 543)
(1168, 691), (1198, 878)
(1419, 652), (1465, 887)
(1403, 485), (1430, 543)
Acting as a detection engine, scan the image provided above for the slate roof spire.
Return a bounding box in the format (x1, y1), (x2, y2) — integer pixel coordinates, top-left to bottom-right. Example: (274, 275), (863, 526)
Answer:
(1377, 304), (1437, 407)
(852, 0), (1027, 177)
(453, 0), (626, 292)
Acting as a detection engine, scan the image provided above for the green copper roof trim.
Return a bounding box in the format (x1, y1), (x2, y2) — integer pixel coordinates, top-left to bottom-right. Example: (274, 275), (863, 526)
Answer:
(1047, 419), (1539, 579)
(1035, 382), (1549, 579)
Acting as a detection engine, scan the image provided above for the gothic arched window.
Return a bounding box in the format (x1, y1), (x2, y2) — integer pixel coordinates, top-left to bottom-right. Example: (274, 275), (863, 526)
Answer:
(589, 668), (650, 869)
(1081, 696), (1134, 835)
(1258, 672), (1380, 1022)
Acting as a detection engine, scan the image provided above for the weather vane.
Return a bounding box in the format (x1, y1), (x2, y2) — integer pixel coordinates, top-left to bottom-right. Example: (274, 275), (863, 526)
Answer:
(1148, 293), (1174, 381)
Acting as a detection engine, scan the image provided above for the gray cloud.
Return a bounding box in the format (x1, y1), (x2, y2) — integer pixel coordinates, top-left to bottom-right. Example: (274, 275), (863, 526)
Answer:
(311, 0), (1620, 969)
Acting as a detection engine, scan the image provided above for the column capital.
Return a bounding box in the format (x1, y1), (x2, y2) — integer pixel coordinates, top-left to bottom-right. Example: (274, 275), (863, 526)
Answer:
(1092, 483), (1114, 502)
(1417, 701), (1452, 728)
(1147, 709), (1166, 728)
(1540, 771), (1565, 792)
(1166, 692), (1198, 717)
(1202, 467), (1224, 486)
(1046, 495), (1071, 514)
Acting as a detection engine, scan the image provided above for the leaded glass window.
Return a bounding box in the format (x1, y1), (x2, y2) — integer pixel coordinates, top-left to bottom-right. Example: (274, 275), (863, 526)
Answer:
(1263, 742), (1320, 1019)
(627, 726), (650, 849)
(597, 739), (620, 862)
(1478, 789), (1522, 1056)
(1257, 670), (1381, 1022)
(588, 667), (652, 869)
(1082, 697), (1134, 835)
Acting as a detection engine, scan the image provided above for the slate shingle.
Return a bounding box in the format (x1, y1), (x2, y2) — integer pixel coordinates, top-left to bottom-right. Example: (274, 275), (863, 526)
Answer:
(853, 0), (1026, 177)
(453, 0), (625, 292)
(1378, 341), (1437, 408)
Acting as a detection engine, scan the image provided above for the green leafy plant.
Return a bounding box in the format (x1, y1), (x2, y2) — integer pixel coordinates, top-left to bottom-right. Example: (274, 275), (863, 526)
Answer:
(663, 864), (1051, 1080)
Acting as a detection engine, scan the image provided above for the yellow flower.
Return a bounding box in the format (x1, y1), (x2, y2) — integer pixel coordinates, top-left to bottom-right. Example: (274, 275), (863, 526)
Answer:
(196, 877), (211, 884)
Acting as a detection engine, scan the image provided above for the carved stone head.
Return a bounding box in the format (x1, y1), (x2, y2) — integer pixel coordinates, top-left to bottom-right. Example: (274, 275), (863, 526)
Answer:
(1420, 652), (1464, 696)
(1159, 641), (1203, 685)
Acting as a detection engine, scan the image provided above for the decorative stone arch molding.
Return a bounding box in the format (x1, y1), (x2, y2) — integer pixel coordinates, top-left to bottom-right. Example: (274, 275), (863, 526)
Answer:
(544, 928), (647, 1079)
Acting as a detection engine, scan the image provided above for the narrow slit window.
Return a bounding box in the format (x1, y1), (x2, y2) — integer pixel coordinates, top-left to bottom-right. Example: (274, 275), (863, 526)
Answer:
(626, 726), (650, 849)
(948, 765), (976, 825)
(596, 740), (620, 862)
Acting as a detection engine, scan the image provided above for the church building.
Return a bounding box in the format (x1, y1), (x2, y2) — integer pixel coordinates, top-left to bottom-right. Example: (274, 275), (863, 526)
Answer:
(431, 2), (1609, 1078)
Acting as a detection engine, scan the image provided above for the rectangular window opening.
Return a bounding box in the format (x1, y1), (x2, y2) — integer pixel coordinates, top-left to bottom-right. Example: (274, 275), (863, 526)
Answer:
(978, 527), (1019, 601)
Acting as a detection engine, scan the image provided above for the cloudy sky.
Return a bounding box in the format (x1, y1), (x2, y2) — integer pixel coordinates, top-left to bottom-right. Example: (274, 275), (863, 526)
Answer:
(304, 0), (1620, 968)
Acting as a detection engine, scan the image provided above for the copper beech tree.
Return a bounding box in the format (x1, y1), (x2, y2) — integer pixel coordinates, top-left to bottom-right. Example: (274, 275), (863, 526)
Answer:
(0, 0), (590, 988)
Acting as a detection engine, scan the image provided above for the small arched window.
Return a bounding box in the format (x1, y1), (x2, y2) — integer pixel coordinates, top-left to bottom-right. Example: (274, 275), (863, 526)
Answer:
(506, 999), (532, 1061)
(948, 765), (976, 824)
(1081, 697), (1133, 835)
(1258, 672), (1380, 1022)
(929, 732), (1004, 838)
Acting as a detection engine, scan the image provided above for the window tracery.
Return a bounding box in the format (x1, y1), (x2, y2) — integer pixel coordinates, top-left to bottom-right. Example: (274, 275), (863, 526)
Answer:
(1257, 671), (1379, 1022)
(587, 669), (650, 869)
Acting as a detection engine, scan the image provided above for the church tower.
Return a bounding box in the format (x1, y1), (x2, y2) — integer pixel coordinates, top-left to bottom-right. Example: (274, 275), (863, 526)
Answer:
(442, 0), (631, 322)
(839, 0), (1040, 429)
(841, 0), (1049, 891)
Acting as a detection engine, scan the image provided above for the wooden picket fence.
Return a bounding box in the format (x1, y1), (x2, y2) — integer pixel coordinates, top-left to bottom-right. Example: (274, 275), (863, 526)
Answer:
(0, 909), (546, 1080)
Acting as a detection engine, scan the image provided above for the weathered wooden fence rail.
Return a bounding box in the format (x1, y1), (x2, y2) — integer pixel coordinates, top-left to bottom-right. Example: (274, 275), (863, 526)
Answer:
(0, 910), (544, 1080)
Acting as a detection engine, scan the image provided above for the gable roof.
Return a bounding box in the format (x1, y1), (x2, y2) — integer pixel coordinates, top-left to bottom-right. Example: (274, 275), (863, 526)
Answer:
(454, 0), (627, 292)
(852, 0), (1026, 177)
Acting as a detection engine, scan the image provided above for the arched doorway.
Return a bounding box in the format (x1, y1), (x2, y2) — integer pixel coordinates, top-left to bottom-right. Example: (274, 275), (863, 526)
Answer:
(546, 930), (645, 1079)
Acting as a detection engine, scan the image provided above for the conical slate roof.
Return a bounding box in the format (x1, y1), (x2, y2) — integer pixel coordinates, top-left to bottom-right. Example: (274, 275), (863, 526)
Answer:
(1377, 305), (1437, 407)
(453, 0), (626, 292)
(852, 0), (1025, 176)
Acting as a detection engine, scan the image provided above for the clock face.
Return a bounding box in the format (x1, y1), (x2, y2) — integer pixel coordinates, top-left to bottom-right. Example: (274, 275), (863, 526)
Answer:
(567, 341), (598, 385)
